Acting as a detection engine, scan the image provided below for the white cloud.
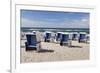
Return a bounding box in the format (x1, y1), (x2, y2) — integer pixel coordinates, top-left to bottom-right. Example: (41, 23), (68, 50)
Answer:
(21, 17), (89, 28)
(81, 18), (88, 22)
(21, 18), (49, 27)
(59, 18), (89, 28)
(44, 18), (59, 22)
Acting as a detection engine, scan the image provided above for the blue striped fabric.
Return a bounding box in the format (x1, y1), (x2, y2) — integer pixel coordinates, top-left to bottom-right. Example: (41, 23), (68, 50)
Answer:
(26, 34), (37, 46)
(61, 34), (69, 42)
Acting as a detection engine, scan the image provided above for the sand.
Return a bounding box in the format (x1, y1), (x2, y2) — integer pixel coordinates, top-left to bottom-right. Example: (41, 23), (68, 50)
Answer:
(20, 40), (89, 63)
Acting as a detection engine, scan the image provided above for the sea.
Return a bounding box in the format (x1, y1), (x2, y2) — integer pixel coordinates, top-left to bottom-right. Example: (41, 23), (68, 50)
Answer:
(21, 27), (89, 34)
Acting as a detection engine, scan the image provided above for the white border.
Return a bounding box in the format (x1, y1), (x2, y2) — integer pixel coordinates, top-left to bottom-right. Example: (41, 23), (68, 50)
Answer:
(11, 4), (96, 73)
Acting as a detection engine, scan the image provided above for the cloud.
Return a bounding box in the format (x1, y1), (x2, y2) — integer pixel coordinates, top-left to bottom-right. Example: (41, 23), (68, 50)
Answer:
(43, 18), (59, 22)
(59, 18), (89, 28)
(21, 17), (89, 28)
(21, 17), (58, 27)
(81, 19), (88, 22)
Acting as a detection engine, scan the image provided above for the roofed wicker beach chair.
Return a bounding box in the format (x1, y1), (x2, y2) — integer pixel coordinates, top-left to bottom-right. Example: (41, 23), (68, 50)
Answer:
(78, 32), (87, 43)
(60, 33), (71, 46)
(44, 31), (51, 42)
(25, 33), (41, 51)
(32, 31), (36, 34)
(56, 32), (62, 43)
(72, 32), (79, 40)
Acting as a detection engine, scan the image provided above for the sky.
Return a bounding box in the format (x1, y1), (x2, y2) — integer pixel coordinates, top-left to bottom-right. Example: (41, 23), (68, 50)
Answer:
(21, 9), (90, 28)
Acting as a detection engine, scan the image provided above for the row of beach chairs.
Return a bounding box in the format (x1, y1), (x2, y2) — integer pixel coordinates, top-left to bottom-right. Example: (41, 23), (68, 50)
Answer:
(25, 31), (89, 51)
(44, 31), (89, 43)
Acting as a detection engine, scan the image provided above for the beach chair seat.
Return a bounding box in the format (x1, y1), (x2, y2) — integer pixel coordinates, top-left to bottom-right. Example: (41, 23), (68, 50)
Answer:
(25, 42), (36, 49)
(25, 34), (41, 51)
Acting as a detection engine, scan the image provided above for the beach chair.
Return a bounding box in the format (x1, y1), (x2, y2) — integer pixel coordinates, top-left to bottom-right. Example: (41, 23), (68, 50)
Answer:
(72, 32), (79, 40)
(32, 31), (36, 34)
(44, 32), (51, 42)
(78, 33), (87, 43)
(60, 33), (71, 46)
(86, 34), (90, 43)
(56, 32), (62, 43)
(25, 33), (41, 51)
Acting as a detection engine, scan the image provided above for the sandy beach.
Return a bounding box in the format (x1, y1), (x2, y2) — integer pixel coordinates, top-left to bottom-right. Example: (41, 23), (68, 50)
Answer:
(20, 39), (89, 63)
(20, 10), (90, 63)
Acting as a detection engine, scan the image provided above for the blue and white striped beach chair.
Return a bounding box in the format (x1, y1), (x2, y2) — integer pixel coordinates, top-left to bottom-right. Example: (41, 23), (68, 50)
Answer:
(72, 32), (79, 40)
(60, 33), (71, 46)
(56, 32), (62, 43)
(44, 31), (51, 42)
(25, 33), (41, 51)
(78, 32), (87, 43)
